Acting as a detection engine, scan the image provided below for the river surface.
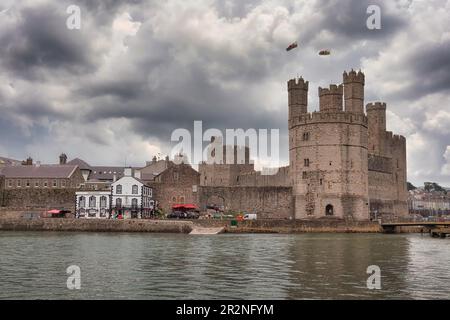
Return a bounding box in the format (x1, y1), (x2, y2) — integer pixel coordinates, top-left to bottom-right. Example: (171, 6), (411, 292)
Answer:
(0, 232), (449, 299)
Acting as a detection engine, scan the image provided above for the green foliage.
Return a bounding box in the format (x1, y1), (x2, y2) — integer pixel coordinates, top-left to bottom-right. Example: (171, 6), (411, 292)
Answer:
(424, 182), (447, 194)
(407, 182), (417, 191)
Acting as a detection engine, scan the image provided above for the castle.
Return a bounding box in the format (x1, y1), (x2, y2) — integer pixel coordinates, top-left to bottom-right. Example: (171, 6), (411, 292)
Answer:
(0, 70), (407, 221)
(199, 70), (408, 220)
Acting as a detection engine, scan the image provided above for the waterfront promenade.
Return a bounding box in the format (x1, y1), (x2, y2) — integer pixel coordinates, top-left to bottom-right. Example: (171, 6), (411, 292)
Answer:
(0, 217), (381, 233)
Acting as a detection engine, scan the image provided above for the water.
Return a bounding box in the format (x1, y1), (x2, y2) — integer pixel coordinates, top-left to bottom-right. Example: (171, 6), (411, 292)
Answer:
(0, 232), (449, 299)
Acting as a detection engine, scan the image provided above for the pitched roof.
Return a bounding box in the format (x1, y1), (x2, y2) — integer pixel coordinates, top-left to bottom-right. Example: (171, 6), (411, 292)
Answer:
(0, 165), (78, 179)
(0, 156), (21, 166)
(91, 166), (125, 181)
(67, 158), (92, 171)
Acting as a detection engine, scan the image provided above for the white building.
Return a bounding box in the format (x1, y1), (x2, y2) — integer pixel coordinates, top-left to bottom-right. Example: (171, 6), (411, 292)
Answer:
(75, 168), (154, 219)
(111, 168), (154, 219)
(75, 191), (111, 219)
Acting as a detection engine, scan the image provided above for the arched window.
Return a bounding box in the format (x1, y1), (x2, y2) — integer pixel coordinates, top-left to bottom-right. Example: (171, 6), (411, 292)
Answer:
(100, 196), (107, 208)
(132, 185), (138, 194)
(132, 198), (138, 209)
(179, 196), (185, 204)
(79, 196), (86, 208)
(116, 198), (122, 208)
(325, 204), (334, 216)
(89, 196), (96, 207)
(116, 185), (122, 194)
(172, 196), (177, 202)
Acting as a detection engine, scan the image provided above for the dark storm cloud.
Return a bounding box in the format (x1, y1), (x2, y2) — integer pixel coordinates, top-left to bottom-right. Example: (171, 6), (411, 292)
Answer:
(0, 5), (95, 79)
(407, 40), (450, 97)
(0, 0), (449, 184)
(312, 0), (407, 45)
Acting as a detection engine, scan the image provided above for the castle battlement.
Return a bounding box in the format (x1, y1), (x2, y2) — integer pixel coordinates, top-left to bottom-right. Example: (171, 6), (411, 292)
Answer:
(290, 111), (368, 127)
(391, 134), (406, 144)
(343, 69), (365, 84)
(366, 102), (387, 111)
(288, 77), (309, 90)
(318, 84), (343, 96)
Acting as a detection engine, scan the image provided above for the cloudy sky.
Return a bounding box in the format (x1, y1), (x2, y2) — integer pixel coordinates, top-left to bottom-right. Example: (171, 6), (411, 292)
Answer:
(0, 0), (449, 186)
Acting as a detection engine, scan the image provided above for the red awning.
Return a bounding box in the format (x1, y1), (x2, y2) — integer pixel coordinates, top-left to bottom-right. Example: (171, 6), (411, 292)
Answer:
(172, 204), (197, 209)
(47, 209), (62, 214)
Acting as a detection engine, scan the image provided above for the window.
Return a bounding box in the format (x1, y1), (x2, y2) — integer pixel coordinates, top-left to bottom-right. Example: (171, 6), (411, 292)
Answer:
(8, 180), (12, 188)
(79, 196), (86, 208)
(304, 159), (310, 167)
(131, 198), (138, 209)
(62, 180), (66, 188)
(148, 188), (153, 197)
(53, 180), (57, 188)
(116, 185), (122, 194)
(302, 172), (307, 179)
(179, 196), (185, 204)
(132, 185), (138, 194)
(116, 198), (122, 208)
(26, 180), (30, 187)
(320, 179), (323, 185)
(173, 172), (179, 181)
(172, 196), (177, 202)
(89, 196), (96, 208)
(35, 181), (39, 188)
(303, 132), (310, 141)
(44, 181), (48, 188)
(17, 180), (21, 187)
(100, 196), (107, 208)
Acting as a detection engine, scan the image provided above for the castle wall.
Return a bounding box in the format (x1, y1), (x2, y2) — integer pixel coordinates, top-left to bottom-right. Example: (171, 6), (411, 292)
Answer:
(1, 188), (77, 211)
(236, 166), (292, 187)
(199, 186), (293, 219)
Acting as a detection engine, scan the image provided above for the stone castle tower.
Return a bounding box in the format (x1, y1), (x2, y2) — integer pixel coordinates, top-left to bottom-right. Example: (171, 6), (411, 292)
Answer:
(288, 70), (369, 219)
(288, 70), (407, 220)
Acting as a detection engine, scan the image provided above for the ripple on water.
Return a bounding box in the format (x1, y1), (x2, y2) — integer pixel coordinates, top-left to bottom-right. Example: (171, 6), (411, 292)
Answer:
(0, 232), (450, 299)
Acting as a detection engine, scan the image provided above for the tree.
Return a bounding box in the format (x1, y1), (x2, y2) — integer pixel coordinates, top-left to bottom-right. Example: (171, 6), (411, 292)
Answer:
(407, 182), (417, 191)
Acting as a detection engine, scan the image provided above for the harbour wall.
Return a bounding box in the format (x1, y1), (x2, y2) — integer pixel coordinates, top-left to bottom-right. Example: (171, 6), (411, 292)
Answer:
(0, 215), (382, 233)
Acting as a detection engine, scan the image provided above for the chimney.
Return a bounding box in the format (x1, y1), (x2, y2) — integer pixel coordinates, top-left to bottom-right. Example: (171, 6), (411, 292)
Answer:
(134, 170), (141, 180)
(23, 157), (33, 166)
(59, 153), (67, 165)
(113, 173), (117, 182)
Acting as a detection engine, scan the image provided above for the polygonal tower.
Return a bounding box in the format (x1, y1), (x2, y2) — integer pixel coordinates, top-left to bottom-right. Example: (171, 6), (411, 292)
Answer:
(288, 71), (370, 221)
(343, 70), (365, 113)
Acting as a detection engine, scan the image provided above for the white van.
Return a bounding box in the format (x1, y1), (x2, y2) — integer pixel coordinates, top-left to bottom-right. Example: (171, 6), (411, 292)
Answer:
(243, 213), (257, 220)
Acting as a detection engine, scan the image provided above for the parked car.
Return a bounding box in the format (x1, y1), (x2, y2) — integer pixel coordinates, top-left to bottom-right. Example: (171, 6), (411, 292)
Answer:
(186, 211), (200, 219)
(243, 213), (257, 220)
(166, 211), (186, 219)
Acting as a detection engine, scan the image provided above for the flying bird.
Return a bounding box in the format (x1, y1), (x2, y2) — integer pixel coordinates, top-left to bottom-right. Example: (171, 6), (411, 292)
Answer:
(319, 49), (331, 56)
(286, 41), (298, 52)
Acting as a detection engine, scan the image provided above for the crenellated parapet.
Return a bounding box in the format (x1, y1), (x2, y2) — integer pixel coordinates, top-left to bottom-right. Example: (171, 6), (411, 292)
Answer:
(287, 77), (309, 90)
(366, 102), (386, 112)
(343, 69), (365, 85)
(290, 111), (368, 128)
